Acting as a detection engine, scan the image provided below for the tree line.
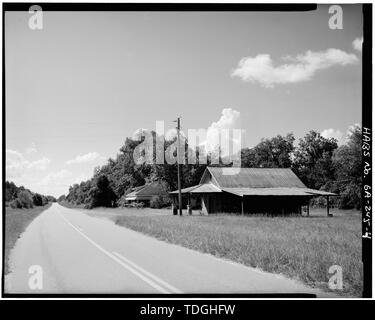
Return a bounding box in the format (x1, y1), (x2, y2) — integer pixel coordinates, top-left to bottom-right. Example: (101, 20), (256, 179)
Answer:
(61, 125), (362, 210)
(5, 181), (56, 209)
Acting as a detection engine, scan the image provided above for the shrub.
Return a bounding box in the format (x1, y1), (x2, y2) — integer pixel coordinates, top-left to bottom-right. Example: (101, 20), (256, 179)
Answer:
(32, 193), (44, 206)
(131, 202), (145, 209)
(10, 199), (23, 209)
(47, 195), (56, 202)
(84, 203), (93, 209)
(116, 195), (128, 208)
(87, 175), (117, 208)
(310, 196), (327, 208)
(57, 195), (66, 202)
(337, 183), (361, 209)
(5, 181), (18, 202)
(17, 191), (34, 209)
(150, 195), (172, 209)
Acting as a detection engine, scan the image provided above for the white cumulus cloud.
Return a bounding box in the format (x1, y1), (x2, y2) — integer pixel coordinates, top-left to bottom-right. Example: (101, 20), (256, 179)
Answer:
(231, 48), (358, 88)
(28, 157), (51, 170)
(26, 142), (37, 155)
(321, 124), (361, 146)
(66, 152), (105, 165)
(6, 149), (50, 179)
(6, 149), (27, 179)
(352, 37), (363, 52)
(38, 169), (73, 186)
(205, 108), (241, 153)
(36, 170), (94, 197)
(321, 128), (344, 145)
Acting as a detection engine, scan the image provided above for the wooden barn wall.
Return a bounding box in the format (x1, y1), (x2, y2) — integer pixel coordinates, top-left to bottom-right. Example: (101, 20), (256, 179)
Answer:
(214, 194), (310, 214)
(242, 196), (309, 214)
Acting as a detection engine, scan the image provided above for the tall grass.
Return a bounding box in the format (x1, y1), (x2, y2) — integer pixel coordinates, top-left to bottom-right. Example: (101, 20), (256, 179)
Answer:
(114, 213), (362, 297)
(4, 204), (52, 274)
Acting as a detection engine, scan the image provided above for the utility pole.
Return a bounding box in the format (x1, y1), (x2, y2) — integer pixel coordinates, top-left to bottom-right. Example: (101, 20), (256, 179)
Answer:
(175, 117), (183, 216)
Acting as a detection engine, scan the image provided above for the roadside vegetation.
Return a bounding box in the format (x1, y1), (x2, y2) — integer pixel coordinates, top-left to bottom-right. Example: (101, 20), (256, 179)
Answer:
(61, 125), (362, 211)
(4, 181), (56, 274)
(5, 181), (56, 209)
(4, 203), (52, 274)
(113, 209), (362, 297)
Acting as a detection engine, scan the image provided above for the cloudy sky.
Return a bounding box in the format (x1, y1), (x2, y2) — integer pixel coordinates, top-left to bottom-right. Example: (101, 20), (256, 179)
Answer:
(5, 5), (362, 197)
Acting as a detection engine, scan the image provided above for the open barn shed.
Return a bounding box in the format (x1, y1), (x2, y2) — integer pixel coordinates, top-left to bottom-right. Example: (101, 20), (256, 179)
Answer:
(170, 167), (337, 215)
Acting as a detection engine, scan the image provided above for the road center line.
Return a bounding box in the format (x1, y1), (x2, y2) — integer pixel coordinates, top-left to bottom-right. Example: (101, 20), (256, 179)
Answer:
(112, 251), (182, 294)
(57, 210), (175, 294)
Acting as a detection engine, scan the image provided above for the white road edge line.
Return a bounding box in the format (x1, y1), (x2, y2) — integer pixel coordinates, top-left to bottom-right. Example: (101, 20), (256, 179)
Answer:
(57, 211), (172, 294)
(112, 251), (182, 294)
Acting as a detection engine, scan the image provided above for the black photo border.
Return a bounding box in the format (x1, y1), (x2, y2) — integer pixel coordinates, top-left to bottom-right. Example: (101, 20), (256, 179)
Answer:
(1, 2), (372, 299)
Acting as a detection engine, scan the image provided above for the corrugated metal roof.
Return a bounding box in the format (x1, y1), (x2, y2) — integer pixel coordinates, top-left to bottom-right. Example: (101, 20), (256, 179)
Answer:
(223, 188), (306, 196)
(207, 167), (307, 188)
(125, 185), (146, 198)
(169, 185), (200, 194)
(190, 183), (222, 194)
(170, 168), (337, 197)
(170, 184), (222, 194)
(125, 190), (140, 198)
(223, 187), (331, 196)
(125, 181), (168, 199)
(303, 188), (337, 196)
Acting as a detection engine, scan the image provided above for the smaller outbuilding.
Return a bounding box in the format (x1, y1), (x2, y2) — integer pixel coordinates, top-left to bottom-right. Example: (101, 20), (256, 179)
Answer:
(125, 181), (169, 206)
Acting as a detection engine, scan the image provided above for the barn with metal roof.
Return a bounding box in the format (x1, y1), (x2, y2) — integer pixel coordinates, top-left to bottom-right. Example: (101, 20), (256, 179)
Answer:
(125, 181), (169, 205)
(170, 167), (337, 215)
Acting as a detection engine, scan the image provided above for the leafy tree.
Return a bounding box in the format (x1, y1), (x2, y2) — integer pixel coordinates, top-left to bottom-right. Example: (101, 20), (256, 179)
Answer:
(57, 194), (66, 202)
(292, 131), (338, 189)
(255, 133), (295, 168)
(241, 148), (256, 167)
(86, 175), (117, 208)
(32, 193), (44, 206)
(10, 198), (23, 209)
(17, 190), (34, 209)
(152, 137), (207, 190)
(63, 126), (362, 211)
(5, 181), (18, 202)
(47, 195), (57, 202)
(331, 125), (362, 209)
(241, 133), (295, 168)
(150, 195), (172, 208)
(5, 181), (52, 208)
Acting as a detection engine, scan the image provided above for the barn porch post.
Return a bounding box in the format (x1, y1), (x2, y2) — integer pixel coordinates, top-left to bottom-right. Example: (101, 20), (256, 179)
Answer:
(241, 196), (244, 216)
(187, 193), (192, 215)
(326, 196), (332, 217)
(307, 198), (310, 217)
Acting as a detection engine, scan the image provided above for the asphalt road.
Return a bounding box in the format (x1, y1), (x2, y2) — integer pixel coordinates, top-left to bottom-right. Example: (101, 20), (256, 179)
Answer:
(5, 203), (331, 296)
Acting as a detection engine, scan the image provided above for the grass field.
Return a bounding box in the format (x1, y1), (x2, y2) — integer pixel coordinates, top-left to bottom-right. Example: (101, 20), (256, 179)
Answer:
(106, 208), (362, 297)
(4, 203), (52, 274)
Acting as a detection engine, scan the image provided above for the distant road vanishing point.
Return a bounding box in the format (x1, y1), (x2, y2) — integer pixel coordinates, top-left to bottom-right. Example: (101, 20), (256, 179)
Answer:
(5, 203), (333, 296)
